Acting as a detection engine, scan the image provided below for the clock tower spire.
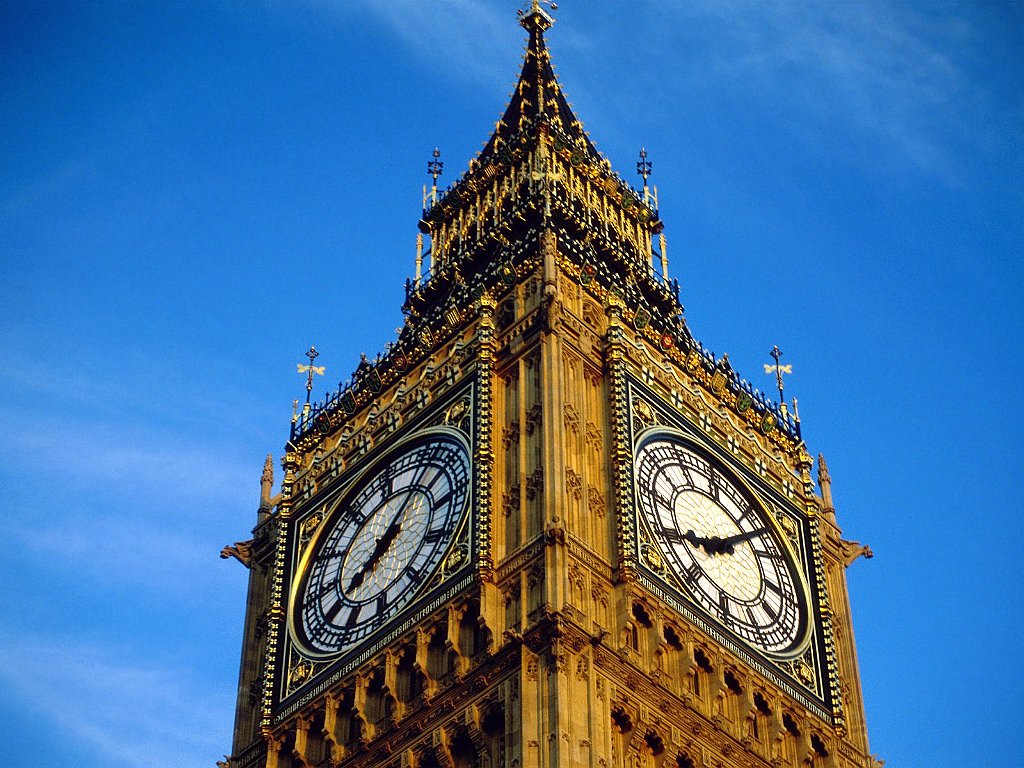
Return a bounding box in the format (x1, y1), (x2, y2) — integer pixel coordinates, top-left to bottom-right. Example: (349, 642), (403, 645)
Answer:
(225, 9), (879, 768)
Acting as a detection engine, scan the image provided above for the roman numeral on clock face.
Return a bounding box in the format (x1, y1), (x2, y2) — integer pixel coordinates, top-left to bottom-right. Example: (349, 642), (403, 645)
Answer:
(719, 593), (732, 623)
(324, 600), (344, 623)
(659, 525), (684, 544)
(424, 527), (445, 543)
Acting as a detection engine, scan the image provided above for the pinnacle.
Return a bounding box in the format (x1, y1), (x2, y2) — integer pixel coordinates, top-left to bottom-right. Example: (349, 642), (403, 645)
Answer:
(478, 6), (598, 166)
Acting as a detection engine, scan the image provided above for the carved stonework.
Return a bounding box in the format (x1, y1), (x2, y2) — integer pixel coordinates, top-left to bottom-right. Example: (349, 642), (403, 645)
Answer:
(563, 403), (580, 434)
(525, 403), (543, 435)
(839, 539), (874, 567)
(565, 467), (583, 500)
(525, 468), (544, 500)
(527, 563), (544, 588)
(502, 420), (520, 448)
(502, 485), (521, 517)
(444, 396), (472, 432)
(220, 539), (254, 568)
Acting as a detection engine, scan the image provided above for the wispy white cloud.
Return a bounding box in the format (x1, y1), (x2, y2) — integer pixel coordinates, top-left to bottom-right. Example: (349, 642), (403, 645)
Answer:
(0, 363), (263, 601)
(656, 0), (976, 174)
(325, 0), (999, 180)
(1, 414), (254, 507)
(0, 627), (233, 768)
(0, 352), (266, 509)
(315, 0), (519, 87)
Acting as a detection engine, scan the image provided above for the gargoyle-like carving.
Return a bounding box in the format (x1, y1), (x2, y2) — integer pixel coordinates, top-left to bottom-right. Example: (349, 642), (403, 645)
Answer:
(220, 539), (253, 568)
(839, 539), (873, 567)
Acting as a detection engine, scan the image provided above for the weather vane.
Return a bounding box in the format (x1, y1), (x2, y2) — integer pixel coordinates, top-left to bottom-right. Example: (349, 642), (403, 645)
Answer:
(636, 147), (652, 187)
(764, 345), (792, 406)
(427, 148), (444, 185)
(426, 147), (444, 208)
(297, 346), (325, 408)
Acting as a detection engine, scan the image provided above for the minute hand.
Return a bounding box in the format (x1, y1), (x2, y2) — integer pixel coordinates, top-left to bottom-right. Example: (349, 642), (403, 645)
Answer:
(706, 527), (768, 555)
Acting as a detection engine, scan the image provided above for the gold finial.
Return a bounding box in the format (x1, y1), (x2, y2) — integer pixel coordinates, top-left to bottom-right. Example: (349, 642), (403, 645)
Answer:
(659, 232), (669, 280)
(521, 0), (557, 16)
(415, 232), (424, 283)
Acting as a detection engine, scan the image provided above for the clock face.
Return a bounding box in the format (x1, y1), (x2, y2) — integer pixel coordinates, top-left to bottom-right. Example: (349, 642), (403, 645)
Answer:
(290, 429), (471, 658)
(635, 430), (809, 656)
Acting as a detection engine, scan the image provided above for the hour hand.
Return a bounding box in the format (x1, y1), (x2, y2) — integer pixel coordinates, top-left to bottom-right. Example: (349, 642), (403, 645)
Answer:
(680, 529), (718, 554)
(707, 527), (768, 555)
(347, 521), (402, 592)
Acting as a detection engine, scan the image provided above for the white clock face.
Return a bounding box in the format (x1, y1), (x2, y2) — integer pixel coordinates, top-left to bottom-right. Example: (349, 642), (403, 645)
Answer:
(635, 430), (809, 655)
(290, 429), (471, 658)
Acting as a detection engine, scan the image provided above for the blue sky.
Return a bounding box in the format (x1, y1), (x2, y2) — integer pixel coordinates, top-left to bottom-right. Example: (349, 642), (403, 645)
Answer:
(1, 1), (1021, 766)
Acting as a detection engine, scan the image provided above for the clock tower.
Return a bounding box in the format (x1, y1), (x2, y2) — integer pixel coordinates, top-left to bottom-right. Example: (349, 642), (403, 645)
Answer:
(224, 5), (880, 768)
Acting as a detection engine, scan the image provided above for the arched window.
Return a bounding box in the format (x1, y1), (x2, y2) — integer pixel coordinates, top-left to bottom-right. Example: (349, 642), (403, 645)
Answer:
(810, 733), (830, 768)
(458, 601), (483, 661)
(631, 602), (653, 657)
(782, 712), (801, 763)
(752, 691), (772, 742)
(723, 668), (743, 723)
(450, 729), (479, 768)
(427, 624), (453, 685)
(395, 648), (422, 707)
(663, 625), (686, 692)
(692, 647), (713, 699)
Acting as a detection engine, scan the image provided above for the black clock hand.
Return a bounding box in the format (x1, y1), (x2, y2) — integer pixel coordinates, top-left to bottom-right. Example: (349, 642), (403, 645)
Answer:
(706, 527), (768, 555)
(680, 529), (718, 555)
(347, 493), (414, 593)
(347, 520), (403, 592)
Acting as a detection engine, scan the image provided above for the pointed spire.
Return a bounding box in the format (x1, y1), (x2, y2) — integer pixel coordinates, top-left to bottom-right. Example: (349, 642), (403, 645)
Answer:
(260, 454), (274, 509)
(480, 3), (597, 165)
(817, 453), (833, 509)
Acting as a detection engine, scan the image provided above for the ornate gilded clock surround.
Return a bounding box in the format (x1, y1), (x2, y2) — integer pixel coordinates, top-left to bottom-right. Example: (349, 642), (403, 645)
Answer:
(623, 378), (835, 721)
(274, 382), (480, 716)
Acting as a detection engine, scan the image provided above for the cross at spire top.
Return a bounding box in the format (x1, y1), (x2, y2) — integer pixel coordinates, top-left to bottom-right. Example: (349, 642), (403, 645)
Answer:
(519, 0), (556, 32)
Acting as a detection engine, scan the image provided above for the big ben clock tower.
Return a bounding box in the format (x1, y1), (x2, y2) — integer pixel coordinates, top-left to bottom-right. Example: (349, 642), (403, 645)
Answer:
(224, 5), (880, 768)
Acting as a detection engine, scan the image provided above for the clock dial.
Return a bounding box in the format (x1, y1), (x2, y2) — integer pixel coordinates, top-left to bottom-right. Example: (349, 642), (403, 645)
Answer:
(290, 429), (471, 658)
(635, 430), (809, 656)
